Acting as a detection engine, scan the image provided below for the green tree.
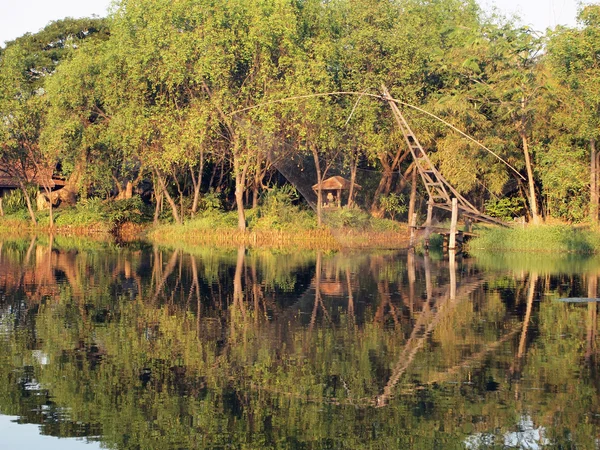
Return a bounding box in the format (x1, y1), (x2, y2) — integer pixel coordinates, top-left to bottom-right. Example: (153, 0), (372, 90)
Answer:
(547, 5), (600, 223)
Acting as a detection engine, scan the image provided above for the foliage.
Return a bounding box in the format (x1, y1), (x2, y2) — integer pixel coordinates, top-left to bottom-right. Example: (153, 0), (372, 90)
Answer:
(1, 187), (39, 214)
(103, 197), (153, 225)
(199, 189), (223, 211)
(484, 197), (526, 221)
(378, 193), (407, 221)
(3, 0), (600, 237)
(324, 207), (373, 230)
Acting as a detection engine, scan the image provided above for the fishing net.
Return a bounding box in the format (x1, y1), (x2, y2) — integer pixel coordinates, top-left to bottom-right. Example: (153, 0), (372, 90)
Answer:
(235, 110), (434, 249)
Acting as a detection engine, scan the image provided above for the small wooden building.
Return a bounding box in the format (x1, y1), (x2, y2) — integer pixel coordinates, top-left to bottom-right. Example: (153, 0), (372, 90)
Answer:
(0, 166), (66, 197)
(312, 175), (361, 208)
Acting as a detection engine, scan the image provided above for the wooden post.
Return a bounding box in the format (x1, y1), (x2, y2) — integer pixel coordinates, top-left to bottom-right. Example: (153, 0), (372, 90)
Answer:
(449, 250), (456, 300)
(425, 203), (433, 250)
(409, 212), (417, 247)
(0, 197), (3, 217)
(449, 198), (458, 250)
(426, 203), (433, 227)
(424, 253), (432, 302)
(587, 274), (598, 362)
(407, 249), (416, 313)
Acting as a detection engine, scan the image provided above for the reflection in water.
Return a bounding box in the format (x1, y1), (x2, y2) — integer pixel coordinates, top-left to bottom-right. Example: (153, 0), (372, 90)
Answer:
(0, 237), (600, 448)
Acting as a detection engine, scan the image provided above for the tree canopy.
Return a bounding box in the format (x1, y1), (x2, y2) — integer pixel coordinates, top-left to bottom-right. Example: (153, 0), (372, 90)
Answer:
(2, 1), (600, 227)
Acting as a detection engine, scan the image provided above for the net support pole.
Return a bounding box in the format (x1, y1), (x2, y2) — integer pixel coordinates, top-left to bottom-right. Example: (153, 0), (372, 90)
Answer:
(449, 198), (458, 251)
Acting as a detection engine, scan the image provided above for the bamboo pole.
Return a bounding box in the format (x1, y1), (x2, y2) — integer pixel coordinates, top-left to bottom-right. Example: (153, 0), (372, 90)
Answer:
(449, 198), (458, 250)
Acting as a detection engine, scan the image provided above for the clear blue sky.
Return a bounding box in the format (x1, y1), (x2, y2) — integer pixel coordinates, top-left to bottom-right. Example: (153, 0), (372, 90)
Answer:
(0, 0), (592, 48)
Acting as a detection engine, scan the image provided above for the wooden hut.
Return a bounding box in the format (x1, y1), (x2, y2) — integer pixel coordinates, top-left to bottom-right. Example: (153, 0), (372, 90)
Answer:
(0, 165), (66, 197)
(312, 176), (361, 208)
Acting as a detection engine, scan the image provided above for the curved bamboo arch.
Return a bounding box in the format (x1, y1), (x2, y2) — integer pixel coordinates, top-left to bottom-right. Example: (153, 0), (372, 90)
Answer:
(230, 90), (525, 181)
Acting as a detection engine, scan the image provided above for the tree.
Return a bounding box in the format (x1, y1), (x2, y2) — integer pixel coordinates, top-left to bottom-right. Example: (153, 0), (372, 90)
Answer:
(0, 18), (109, 225)
(547, 5), (600, 223)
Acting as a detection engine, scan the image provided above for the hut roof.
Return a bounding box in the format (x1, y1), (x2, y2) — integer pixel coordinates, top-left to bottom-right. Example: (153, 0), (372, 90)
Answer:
(0, 165), (66, 189)
(312, 175), (361, 191)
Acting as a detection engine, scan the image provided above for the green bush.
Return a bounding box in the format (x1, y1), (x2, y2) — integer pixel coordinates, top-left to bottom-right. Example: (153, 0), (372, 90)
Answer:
(200, 189), (223, 211)
(324, 207), (372, 230)
(484, 197), (526, 221)
(103, 197), (153, 224)
(379, 193), (407, 221)
(261, 185), (298, 211)
(2, 187), (39, 214)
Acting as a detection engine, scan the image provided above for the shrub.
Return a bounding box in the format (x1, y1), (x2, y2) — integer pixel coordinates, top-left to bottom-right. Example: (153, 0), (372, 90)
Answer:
(2, 187), (39, 214)
(324, 207), (372, 230)
(484, 197), (526, 221)
(379, 193), (407, 221)
(200, 189), (223, 211)
(103, 197), (153, 224)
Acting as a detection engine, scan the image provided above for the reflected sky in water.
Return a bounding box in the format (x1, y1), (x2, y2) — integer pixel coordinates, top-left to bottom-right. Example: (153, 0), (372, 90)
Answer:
(0, 415), (102, 449)
(0, 236), (599, 449)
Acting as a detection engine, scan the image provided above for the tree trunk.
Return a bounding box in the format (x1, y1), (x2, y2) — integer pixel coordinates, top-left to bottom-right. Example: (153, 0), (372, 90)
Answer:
(371, 147), (411, 216)
(153, 187), (163, 225)
(217, 158), (226, 192)
(371, 169), (393, 217)
(252, 183), (259, 209)
(591, 139), (598, 224)
(348, 157), (358, 208)
(18, 181), (36, 226)
(521, 133), (540, 224)
(155, 169), (181, 224)
(234, 155), (247, 232)
(41, 185), (54, 229)
(233, 246), (246, 320)
(125, 181), (133, 199)
(251, 163), (266, 209)
(312, 146), (323, 226)
(191, 152), (204, 216)
(51, 158), (84, 205)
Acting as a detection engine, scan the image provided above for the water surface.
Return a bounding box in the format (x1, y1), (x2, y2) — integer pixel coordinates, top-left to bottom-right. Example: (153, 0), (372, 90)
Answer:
(0, 236), (599, 449)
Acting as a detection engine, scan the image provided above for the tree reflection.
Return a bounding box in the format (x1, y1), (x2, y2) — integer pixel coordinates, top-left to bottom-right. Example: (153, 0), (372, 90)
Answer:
(0, 237), (599, 448)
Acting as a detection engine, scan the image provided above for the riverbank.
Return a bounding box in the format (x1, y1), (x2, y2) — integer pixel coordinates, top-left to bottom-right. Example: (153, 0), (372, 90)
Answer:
(0, 206), (411, 249)
(6, 205), (600, 253)
(148, 212), (411, 250)
(0, 197), (150, 239)
(466, 223), (600, 253)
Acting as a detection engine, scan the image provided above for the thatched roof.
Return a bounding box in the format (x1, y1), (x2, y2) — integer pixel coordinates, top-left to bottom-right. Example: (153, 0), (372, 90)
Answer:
(312, 175), (361, 191)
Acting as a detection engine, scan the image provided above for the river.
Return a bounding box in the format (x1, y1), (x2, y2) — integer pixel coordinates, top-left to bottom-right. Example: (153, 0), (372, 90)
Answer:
(0, 236), (599, 449)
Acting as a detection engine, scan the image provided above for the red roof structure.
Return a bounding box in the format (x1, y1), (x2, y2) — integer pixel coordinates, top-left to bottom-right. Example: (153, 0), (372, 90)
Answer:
(0, 165), (65, 190)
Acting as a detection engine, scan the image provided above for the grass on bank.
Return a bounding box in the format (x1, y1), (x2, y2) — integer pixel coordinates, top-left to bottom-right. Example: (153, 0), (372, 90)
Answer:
(466, 223), (600, 253)
(0, 195), (410, 248)
(149, 206), (410, 249)
(0, 197), (153, 235)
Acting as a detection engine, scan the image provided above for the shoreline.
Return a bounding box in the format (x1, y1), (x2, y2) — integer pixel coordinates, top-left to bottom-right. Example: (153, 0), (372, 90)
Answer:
(3, 214), (600, 254)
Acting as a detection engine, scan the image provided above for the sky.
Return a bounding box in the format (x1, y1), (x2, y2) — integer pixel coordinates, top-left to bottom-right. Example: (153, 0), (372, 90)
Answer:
(0, 0), (592, 48)
(480, 0), (587, 31)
